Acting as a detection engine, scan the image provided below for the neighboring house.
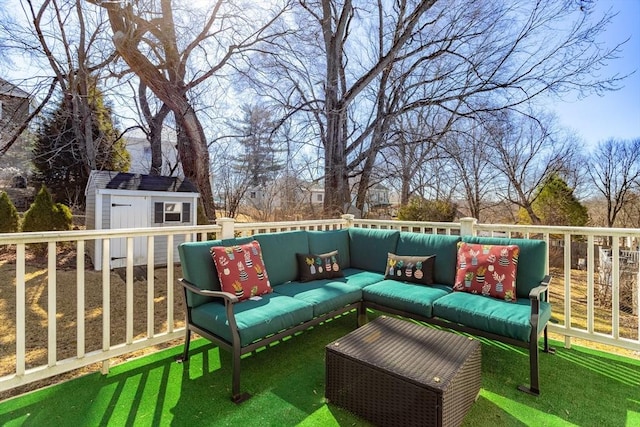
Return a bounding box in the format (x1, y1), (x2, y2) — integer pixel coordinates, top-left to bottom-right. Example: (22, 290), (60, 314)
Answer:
(125, 127), (182, 176)
(84, 170), (199, 270)
(0, 78), (30, 128)
(368, 183), (391, 207)
(0, 78), (33, 177)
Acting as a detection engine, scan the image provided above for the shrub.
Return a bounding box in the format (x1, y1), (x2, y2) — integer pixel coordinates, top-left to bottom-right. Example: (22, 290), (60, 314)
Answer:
(397, 197), (457, 222)
(0, 191), (20, 233)
(22, 186), (73, 233)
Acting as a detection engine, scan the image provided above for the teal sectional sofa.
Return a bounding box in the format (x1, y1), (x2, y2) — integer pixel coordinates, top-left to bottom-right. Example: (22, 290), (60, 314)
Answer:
(178, 227), (553, 403)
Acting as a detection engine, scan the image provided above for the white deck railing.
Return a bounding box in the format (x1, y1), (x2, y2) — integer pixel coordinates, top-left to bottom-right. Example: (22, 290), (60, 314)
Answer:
(0, 216), (638, 393)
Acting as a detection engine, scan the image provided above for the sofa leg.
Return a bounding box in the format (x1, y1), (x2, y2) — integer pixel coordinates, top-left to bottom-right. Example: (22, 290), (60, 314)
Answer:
(543, 327), (556, 354)
(518, 332), (541, 396)
(176, 328), (191, 363)
(357, 304), (368, 327)
(231, 346), (250, 404)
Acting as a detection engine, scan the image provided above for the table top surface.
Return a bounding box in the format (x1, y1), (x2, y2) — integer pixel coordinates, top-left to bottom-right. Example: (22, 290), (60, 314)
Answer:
(326, 316), (481, 389)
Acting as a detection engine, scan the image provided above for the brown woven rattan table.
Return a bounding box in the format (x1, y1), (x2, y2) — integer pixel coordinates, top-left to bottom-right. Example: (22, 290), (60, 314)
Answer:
(325, 316), (481, 427)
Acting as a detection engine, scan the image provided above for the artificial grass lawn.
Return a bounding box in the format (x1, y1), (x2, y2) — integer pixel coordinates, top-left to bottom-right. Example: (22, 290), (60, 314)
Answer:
(0, 312), (639, 427)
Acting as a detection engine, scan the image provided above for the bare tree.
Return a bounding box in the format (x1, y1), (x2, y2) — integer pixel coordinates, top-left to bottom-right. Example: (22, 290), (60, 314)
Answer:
(259, 0), (624, 216)
(441, 119), (503, 221)
(487, 110), (579, 224)
(86, 0), (292, 219)
(587, 138), (640, 228)
(0, 0), (117, 177)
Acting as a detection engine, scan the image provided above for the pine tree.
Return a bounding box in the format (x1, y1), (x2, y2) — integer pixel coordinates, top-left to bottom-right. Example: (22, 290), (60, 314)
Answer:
(518, 174), (588, 226)
(0, 191), (20, 233)
(32, 79), (130, 207)
(229, 104), (285, 188)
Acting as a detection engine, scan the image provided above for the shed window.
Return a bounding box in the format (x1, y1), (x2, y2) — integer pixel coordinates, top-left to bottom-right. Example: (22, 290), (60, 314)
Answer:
(154, 202), (191, 223)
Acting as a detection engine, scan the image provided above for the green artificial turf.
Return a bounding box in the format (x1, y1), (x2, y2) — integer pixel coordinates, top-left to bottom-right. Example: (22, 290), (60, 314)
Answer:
(0, 311), (638, 426)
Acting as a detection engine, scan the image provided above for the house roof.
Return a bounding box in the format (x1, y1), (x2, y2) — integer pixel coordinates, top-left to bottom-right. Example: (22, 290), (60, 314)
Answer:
(0, 78), (31, 99)
(88, 171), (199, 193)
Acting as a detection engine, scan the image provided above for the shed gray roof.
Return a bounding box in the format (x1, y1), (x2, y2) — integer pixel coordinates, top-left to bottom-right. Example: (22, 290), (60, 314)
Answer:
(89, 171), (199, 193)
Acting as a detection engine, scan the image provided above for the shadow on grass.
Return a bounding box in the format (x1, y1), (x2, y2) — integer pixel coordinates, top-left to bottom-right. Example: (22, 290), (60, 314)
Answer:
(0, 312), (638, 426)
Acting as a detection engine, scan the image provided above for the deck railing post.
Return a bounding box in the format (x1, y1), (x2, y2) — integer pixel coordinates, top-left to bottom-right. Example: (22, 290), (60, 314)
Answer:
(217, 217), (236, 239)
(460, 217), (477, 236)
(341, 214), (355, 228)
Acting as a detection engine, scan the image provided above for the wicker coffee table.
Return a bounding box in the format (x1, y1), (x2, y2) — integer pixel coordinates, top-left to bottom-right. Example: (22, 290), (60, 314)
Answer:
(325, 316), (481, 427)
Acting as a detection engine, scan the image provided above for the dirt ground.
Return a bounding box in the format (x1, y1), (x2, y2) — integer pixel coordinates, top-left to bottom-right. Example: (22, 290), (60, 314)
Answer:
(0, 244), (187, 401)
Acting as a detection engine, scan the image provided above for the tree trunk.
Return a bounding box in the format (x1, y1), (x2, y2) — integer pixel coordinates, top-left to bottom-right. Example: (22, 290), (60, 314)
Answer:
(100, 5), (216, 220)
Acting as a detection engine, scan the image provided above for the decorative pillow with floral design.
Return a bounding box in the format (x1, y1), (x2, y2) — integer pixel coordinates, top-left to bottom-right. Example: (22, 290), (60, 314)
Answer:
(211, 240), (272, 301)
(454, 242), (519, 302)
(296, 250), (344, 282)
(384, 253), (436, 285)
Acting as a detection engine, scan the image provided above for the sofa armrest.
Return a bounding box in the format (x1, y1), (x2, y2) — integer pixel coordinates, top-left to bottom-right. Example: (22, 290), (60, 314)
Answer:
(528, 275), (551, 301)
(179, 278), (239, 303)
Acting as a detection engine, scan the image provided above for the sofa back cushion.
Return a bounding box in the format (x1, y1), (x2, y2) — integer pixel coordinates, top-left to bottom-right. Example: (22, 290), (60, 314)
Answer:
(307, 229), (351, 268)
(254, 230), (309, 285)
(395, 233), (461, 286)
(462, 236), (547, 299)
(348, 228), (400, 273)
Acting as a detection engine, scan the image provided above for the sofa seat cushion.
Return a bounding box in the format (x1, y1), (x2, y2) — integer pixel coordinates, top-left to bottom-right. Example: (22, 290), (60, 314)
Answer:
(432, 292), (552, 342)
(342, 268), (386, 289)
(363, 281), (451, 318)
(191, 293), (314, 347)
(273, 280), (362, 317)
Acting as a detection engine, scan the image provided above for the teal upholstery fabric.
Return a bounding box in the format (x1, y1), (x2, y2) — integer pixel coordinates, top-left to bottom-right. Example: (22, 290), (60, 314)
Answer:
(432, 292), (552, 342)
(342, 268), (386, 289)
(273, 280), (362, 317)
(178, 239), (224, 308)
(348, 228), (400, 273)
(363, 281), (451, 317)
(396, 233), (461, 286)
(191, 293), (314, 347)
(254, 231), (309, 285)
(307, 229), (351, 268)
(463, 237), (547, 299)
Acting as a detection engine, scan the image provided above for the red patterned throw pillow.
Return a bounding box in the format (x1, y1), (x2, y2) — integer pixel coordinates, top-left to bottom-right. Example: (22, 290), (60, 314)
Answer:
(454, 242), (519, 302)
(211, 240), (272, 301)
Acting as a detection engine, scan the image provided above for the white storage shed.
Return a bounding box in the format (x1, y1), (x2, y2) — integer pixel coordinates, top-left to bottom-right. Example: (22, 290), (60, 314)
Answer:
(85, 171), (200, 270)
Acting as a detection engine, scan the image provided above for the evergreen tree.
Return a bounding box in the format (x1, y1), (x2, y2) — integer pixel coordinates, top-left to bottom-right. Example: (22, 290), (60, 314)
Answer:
(22, 186), (72, 233)
(32, 80), (130, 207)
(229, 104), (285, 188)
(518, 174), (588, 226)
(0, 191), (20, 233)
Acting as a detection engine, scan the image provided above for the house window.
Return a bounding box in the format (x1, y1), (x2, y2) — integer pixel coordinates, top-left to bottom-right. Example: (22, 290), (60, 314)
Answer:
(316, 193), (323, 202)
(250, 191), (256, 199)
(154, 202), (191, 223)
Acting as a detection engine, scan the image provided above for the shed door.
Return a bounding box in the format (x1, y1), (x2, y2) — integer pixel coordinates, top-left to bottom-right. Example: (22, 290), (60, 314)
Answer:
(110, 195), (149, 269)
